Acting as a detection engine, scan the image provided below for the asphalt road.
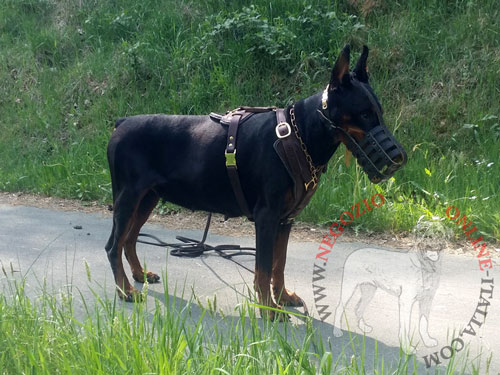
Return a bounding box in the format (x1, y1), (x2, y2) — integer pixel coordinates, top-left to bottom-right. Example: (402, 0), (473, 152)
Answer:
(1, 202), (498, 374)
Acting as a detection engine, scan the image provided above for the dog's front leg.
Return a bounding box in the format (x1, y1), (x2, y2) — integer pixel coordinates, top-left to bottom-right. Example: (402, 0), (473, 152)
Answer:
(254, 206), (286, 321)
(418, 296), (438, 347)
(398, 291), (417, 353)
(271, 223), (304, 307)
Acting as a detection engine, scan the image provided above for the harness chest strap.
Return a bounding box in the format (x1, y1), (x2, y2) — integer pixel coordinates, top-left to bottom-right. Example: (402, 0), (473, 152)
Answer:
(274, 108), (324, 220)
(275, 109), (313, 188)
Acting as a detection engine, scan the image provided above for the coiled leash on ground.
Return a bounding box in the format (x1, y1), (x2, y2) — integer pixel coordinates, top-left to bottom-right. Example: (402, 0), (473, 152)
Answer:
(137, 213), (256, 274)
(138, 213), (310, 317)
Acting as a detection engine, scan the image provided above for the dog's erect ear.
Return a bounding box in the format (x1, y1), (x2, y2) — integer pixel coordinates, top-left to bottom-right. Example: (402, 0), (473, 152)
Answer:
(330, 44), (350, 90)
(353, 45), (369, 83)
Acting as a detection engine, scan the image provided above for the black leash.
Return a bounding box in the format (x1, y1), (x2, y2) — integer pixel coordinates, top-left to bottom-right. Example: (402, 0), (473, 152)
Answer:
(137, 213), (256, 274)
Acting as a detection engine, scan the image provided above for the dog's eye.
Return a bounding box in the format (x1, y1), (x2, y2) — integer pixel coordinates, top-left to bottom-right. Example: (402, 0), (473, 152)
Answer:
(361, 112), (371, 120)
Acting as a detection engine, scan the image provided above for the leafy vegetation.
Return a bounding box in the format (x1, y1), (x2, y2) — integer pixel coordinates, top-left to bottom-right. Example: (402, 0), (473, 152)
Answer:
(0, 0), (498, 239)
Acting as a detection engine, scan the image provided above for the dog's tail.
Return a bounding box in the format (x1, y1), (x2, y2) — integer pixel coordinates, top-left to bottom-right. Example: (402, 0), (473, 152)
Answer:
(107, 118), (127, 209)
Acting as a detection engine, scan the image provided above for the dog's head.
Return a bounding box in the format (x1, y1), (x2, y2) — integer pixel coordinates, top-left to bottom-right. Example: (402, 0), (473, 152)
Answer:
(319, 45), (407, 183)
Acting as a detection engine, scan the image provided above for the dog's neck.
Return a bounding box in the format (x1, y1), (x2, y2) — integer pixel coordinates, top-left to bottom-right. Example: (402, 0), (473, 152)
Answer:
(291, 93), (341, 167)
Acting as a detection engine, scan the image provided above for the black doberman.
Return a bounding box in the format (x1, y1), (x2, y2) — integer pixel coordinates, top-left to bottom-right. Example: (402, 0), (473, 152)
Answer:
(105, 45), (407, 319)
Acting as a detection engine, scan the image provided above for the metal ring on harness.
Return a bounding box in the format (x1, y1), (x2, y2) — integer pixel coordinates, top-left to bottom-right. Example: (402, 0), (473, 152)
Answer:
(275, 122), (292, 139)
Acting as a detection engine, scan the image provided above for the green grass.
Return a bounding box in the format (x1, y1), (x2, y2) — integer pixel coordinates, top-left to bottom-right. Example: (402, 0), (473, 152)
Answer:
(0, 0), (499, 240)
(0, 275), (487, 375)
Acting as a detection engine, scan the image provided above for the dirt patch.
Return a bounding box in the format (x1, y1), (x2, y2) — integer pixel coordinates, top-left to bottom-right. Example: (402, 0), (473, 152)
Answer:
(1, 191), (498, 257)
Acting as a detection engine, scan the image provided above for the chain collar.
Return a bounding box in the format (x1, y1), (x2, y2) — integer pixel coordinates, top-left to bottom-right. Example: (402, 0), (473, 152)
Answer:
(289, 106), (321, 190)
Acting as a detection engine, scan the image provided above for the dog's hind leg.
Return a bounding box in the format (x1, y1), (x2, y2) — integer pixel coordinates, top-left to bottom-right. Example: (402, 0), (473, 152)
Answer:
(271, 223), (303, 307)
(105, 224), (115, 252)
(106, 188), (142, 302)
(333, 277), (359, 336)
(105, 147), (119, 252)
(355, 283), (376, 333)
(124, 189), (161, 284)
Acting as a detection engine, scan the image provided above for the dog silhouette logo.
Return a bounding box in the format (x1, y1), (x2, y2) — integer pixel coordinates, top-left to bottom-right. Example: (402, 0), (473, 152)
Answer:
(332, 219), (448, 353)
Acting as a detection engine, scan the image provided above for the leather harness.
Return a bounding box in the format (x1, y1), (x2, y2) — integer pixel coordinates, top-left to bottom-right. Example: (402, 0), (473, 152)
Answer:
(209, 106), (325, 222)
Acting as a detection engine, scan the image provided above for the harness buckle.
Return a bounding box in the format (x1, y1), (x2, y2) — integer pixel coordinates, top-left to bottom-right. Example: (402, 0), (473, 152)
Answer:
(275, 122), (292, 139)
(225, 150), (237, 167)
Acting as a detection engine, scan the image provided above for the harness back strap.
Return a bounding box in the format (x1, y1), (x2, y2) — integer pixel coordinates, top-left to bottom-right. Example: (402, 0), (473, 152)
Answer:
(225, 110), (253, 219)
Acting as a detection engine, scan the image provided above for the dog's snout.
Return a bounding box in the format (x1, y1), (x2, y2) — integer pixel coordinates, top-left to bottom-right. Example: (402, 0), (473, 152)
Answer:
(394, 154), (404, 164)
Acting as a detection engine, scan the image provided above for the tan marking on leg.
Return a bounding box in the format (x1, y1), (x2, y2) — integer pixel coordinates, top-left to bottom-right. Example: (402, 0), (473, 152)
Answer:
(272, 225), (303, 307)
(255, 267), (288, 321)
(115, 219), (141, 302)
(124, 192), (160, 283)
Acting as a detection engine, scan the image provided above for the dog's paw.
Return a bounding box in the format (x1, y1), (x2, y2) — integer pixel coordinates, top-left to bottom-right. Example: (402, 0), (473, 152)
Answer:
(133, 271), (160, 284)
(119, 288), (144, 303)
(260, 306), (290, 322)
(270, 310), (290, 322)
(274, 289), (304, 307)
(423, 337), (438, 347)
(401, 344), (417, 355)
(333, 327), (343, 337)
(358, 318), (373, 333)
(146, 271), (160, 283)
